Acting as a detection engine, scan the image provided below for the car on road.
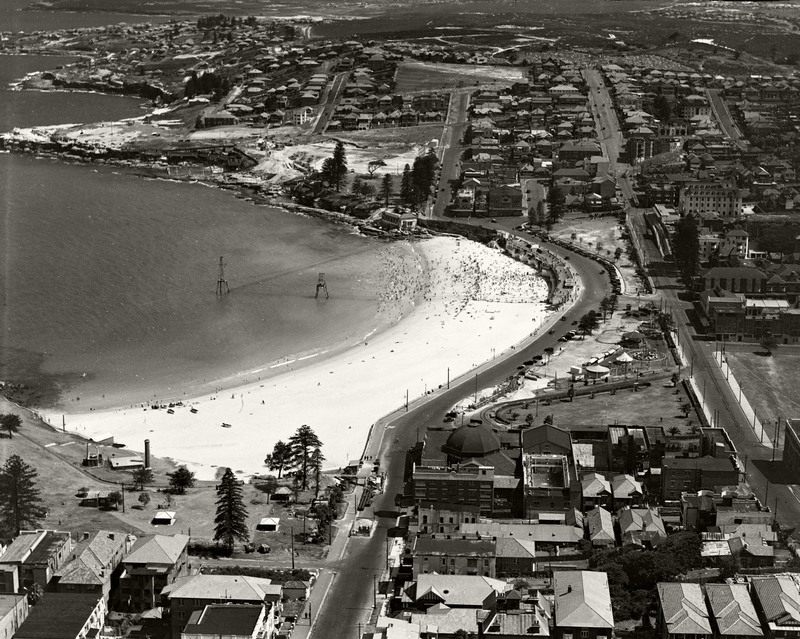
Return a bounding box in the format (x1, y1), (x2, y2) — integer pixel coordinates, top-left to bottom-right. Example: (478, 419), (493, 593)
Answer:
(561, 316), (567, 321)
(548, 329), (555, 334)
(490, 218), (497, 223)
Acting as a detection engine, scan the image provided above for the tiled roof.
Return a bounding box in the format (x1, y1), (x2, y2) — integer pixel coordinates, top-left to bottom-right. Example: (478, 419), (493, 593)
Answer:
(581, 473), (611, 498)
(611, 474), (643, 499)
(706, 583), (763, 636)
(586, 507), (614, 542)
(164, 575), (282, 602)
(657, 582), (712, 636)
(410, 575), (506, 608)
(123, 534), (188, 566)
(553, 571), (614, 629)
(55, 531), (127, 585)
(751, 576), (800, 626)
(495, 537), (536, 559)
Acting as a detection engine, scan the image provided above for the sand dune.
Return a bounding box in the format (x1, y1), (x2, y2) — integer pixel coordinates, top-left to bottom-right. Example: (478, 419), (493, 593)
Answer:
(41, 236), (553, 480)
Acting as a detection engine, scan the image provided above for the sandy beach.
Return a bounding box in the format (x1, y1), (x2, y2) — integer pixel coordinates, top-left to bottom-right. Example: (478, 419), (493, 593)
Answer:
(40, 236), (553, 480)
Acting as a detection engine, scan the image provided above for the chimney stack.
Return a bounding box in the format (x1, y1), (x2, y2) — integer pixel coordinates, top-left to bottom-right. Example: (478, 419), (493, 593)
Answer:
(144, 439), (151, 469)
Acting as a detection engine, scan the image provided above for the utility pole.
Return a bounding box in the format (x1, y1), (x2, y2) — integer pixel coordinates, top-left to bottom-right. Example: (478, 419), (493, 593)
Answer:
(291, 526), (295, 570)
(216, 256), (230, 295)
(120, 482), (125, 513)
(447, 367), (450, 390)
(474, 373), (478, 405)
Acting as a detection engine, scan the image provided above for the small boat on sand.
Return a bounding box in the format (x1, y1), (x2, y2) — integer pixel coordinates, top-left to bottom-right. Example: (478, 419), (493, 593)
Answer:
(221, 422), (232, 428)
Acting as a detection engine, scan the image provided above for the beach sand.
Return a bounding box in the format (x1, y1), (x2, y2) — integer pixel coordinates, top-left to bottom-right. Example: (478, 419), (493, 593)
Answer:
(40, 236), (553, 480)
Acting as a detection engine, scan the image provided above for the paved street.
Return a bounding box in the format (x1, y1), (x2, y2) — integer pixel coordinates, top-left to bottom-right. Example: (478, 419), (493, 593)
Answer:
(707, 88), (746, 147)
(306, 227), (612, 639)
(432, 91), (469, 219)
(313, 72), (347, 134)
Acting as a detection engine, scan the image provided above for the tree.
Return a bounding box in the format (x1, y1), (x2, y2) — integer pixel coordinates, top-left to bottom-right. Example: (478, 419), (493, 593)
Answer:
(106, 491), (121, 509)
(27, 583), (44, 606)
(524, 413), (534, 428)
(351, 176), (363, 195)
(167, 466), (196, 495)
(544, 346), (554, 363)
(0, 455), (46, 535)
(760, 332), (778, 355)
(381, 173), (392, 206)
(668, 425), (680, 436)
(368, 159), (386, 176)
(653, 95), (671, 123)
(310, 447), (325, 497)
(214, 468), (249, 553)
(546, 184), (565, 225)
(543, 414), (554, 426)
(672, 214), (700, 289)
(614, 246), (623, 261)
(400, 164), (414, 205)
(1, 413), (21, 439)
(315, 503), (335, 543)
(331, 141), (348, 191)
(680, 401), (692, 418)
(535, 200), (545, 227)
(578, 311), (600, 337)
(138, 492), (150, 508)
(132, 467), (154, 491)
(289, 425), (323, 490)
(255, 476), (279, 501)
(600, 295), (618, 321)
(266, 440), (292, 478)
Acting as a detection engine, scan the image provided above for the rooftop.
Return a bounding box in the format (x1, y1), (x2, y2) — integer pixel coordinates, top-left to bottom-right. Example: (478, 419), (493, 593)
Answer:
(183, 604), (264, 636)
(706, 583), (763, 636)
(553, 571), (614, 629)
(123, 534), (188, 567)
(164, 574), (282, 602)
(13, 593), (100, 639)
(657, 583), (712, 636)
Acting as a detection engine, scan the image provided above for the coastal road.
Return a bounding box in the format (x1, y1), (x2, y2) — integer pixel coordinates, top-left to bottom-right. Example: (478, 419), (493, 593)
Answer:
(308, 231), (612, 639)
(627, 209), (800, 525)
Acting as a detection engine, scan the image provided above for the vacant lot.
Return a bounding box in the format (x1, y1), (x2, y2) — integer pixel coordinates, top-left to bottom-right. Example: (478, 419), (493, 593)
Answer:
(394, 61), (525, 94)
(724, 348), (800, 446)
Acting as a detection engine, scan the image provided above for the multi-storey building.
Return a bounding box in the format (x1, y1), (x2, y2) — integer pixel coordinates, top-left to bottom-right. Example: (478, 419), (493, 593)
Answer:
(679, 181), (743, 218)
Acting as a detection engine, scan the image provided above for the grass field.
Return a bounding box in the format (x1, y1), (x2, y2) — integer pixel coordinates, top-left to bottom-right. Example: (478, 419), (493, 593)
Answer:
(495, 374), (694, 436)
(724, 348), (800, 445)
(394, 61), (525, 94)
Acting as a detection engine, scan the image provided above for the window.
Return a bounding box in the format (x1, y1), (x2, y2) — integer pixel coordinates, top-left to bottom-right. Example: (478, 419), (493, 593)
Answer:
(581, 631), (589, 639)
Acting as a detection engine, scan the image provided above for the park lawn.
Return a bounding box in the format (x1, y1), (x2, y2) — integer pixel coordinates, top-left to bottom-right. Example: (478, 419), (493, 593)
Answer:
(496, 374), (695, 436)
(724, 349), (800, 440)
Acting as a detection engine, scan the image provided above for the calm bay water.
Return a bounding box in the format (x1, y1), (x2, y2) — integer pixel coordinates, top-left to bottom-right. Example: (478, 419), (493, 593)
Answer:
(1, 47), (393, 410)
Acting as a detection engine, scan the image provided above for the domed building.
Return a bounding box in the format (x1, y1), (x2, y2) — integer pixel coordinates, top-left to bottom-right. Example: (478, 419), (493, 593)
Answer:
(442, 422), (501, 463)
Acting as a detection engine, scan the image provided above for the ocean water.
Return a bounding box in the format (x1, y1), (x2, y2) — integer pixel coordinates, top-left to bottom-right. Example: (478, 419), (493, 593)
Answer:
(0, 154), (394, 410)
(0, 54), (400, 411)
(1, 0), (171, 34)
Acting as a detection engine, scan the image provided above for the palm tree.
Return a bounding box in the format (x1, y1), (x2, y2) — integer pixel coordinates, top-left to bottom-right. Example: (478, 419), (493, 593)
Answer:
(1, 414), (21, 439)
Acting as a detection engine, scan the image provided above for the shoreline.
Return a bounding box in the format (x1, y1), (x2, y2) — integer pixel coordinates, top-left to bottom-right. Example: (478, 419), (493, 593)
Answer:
(37, 236), (556, 480)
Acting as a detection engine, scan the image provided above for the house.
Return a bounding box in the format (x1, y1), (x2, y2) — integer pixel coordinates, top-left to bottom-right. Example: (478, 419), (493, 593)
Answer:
(585, 507), (615, 548)
(272, 487), (292, 502)
(750, 575), (800, 639)
(402, 574), (507, 610)
(553, 571), (614, 639)
(409, 606), (492, 637)
(119, 534), (189, 612)
(163, 574), (282, 637)
(0, 594), (28, 639)
(0, 530), (72, 594)
(617, 507), (666, 547)
(705, 583), (763, 639)
(12, 593), (105, 639)
(611, 474), (644, 507)
(181, 603), (274, 639)
(53, 530), (131, 603)
(495, 537), (537, 577)
(656, 583), (712, 639)
(381, 209), (418, 232)
(581, 473), (612, 510)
